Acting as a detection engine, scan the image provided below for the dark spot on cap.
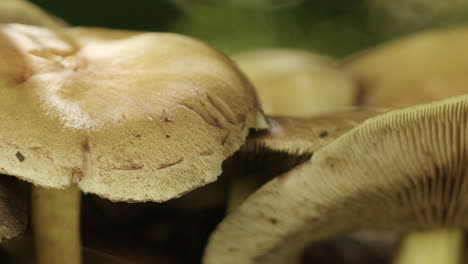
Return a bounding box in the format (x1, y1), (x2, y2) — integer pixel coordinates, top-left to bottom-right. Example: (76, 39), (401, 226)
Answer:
(319, 131), (328, 138)
(228, 247), (236, 252)
(165, 135), (171, 139)
(16, 152), (25, 162)
(81, 138), (90, 153)
(269, 217), (279, 224)
(135, 134), (142, 138)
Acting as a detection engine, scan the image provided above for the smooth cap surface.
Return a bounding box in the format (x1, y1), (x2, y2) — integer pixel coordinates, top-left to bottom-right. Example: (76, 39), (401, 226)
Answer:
(344, 26), (468, 108)
(234, 49), (356, 117)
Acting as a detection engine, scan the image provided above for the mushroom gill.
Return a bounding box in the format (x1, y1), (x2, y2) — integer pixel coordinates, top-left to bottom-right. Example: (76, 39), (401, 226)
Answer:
(204, 94), (468, 264)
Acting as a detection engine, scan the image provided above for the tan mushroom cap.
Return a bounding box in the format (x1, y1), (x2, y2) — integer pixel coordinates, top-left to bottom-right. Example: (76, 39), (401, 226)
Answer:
(226, 110), (380, 209)
(344, 26), (468, 108)
(0, 24), (266, 202)
(204, 94), (468, 264)
(0, 176), (27, 242)
(234, 49), (356, 117)
(0, 0), (66, 27)
(243, 109), (380, 155)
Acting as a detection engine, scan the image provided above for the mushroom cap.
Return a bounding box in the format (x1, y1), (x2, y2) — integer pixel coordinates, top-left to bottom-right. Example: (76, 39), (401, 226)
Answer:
(204, 94), (468, 264)
(224, 110), (380, 211)
(0, 0), (66, 27)
(0, 24), (266, 202)
(243, 110), (380, 155)
(234, 49), (356, 117)
(344, 26), (468, 108)
(0, 176), (28, 242)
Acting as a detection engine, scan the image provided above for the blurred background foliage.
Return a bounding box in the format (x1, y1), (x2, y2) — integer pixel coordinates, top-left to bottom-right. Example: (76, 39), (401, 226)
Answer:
(30, 0), (468, 58)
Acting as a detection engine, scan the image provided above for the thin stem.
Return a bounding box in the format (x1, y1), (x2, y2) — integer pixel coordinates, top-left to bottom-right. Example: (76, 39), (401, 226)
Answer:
(32, 185), (82, 264)
(394, 229), (463, 264)
(227, 173), (263, 213)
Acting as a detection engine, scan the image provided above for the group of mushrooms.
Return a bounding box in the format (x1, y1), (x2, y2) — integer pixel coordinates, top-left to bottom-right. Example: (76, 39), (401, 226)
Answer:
(0, 0), (467, 263)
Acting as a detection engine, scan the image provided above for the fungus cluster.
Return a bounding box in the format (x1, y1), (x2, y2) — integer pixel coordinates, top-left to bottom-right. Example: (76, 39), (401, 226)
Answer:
(204, 26), (468, 264)
(205, 94), (468, 264)
(2, 2), (468, 264)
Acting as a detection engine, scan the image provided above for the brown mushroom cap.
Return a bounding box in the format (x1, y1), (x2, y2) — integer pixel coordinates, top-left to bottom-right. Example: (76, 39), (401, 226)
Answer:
(243, 110), (380, 155)
(0, 0), (66, 27)
(0, 176), (27, 242)
(234, 49), (356, 117)
(204, 94), (468, 264)
(344, 26), (468, 108)
(0, 24), (266, 202)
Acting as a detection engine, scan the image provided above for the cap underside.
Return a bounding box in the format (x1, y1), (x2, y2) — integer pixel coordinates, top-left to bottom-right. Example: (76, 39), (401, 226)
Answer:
(204, 95), (468, 264)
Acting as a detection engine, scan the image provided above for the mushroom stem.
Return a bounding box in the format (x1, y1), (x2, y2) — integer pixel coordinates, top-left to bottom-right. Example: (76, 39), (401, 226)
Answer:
(394, 229), (463, 264)
(32, 185), (82, 264)
(227, 174), (264, 213)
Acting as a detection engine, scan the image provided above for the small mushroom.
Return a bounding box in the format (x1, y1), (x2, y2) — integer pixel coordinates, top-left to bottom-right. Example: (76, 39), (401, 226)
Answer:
(227, 49), (359, 212)
(234, 49), (356, 117)
(204, 94), (468, 264)
(0, 0), (66, 27)
(0, 24), (266, 264)
(0, 176), (27, 243)
(344, 26), (468, 108)
(226, 109), (379, 212)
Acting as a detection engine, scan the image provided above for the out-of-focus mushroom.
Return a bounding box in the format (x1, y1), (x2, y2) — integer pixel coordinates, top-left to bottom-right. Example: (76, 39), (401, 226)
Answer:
(344, 26), (468, 108)
(344, 26), (468, 263)
(0, 0), (66, 27)
(0, 176), (27, 243)
(0, 23), (266, 264)
(204, 94), (468, 264)
(234, 49), (356, 117)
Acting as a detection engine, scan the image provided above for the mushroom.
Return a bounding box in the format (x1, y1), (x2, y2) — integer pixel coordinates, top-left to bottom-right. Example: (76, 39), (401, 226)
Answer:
(0, 176), (27, 243)
(234, 49), (356, 117)
(0, 0), (66, 27)
(0, 23), (266, 264)
(226, 109), (379, 212)
(344, 26), (468, 108)
(344, 26), (468, 263)
(204, 94), (468, 264)
(226, 49), (358, 211)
